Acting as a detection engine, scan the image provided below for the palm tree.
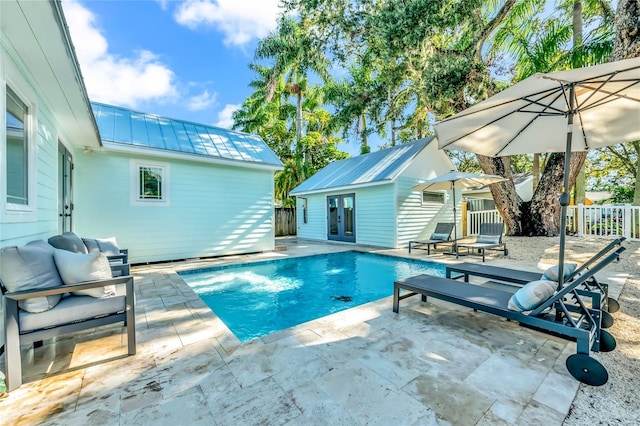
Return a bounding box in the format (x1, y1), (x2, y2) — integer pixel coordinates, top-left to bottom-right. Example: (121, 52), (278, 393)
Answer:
(255, 15), (331, 160)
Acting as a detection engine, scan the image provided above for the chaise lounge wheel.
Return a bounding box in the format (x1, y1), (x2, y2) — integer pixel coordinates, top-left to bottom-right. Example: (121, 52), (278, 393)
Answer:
(601, 310), (614, 329)
(599, 329), (617, 352)
(566, 354), (608, 386)
(504, 248), (509, 256)
(607, 297), (620, 313)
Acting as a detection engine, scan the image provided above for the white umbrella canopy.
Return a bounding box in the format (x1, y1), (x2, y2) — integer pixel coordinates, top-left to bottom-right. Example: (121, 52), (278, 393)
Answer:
(434, 57), (640, 288)
(411, 171), (507, 248)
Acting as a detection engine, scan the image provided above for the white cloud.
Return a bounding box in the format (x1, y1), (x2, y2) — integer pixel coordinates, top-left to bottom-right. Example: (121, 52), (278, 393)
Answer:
(187, 90), (217, 111)
(63, 0), (178, 107)
(174, 0), (281, 46)
(215, 104), (240, 128)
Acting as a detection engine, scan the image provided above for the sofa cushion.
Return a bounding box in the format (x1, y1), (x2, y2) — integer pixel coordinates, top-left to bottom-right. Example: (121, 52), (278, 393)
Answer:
(542, 263), (578, 282)
(82, 237), (120, 256)
(0, 242), (63, 313)
(53, 250), (116, 298)
(19, 287), (126, 332)
(48, 232), (88, 254)
(508, 280), (556, 312)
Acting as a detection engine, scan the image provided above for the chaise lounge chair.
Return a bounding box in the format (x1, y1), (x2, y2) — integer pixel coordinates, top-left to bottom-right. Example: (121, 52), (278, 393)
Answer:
(408, 222), (455, 255)
(446, 237), (624, 315)
(393, 246), (625, 386)
(456, 222), (508, 261)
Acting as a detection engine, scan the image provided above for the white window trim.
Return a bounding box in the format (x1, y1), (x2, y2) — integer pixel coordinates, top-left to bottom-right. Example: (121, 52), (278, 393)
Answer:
(421, 190), (446, 207)
(130, 159), (170, 206)
(1, 80), (38, 223)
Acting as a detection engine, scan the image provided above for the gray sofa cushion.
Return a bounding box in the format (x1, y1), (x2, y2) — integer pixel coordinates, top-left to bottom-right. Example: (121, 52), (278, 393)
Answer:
(48, 232), (88, 254)
(0, 242), (63, 313)
(53, 250), (116, 298)
(19, 286), (126, 332)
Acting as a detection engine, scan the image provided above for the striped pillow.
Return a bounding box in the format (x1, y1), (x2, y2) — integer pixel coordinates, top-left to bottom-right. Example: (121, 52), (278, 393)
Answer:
(508, 280), (556, 312)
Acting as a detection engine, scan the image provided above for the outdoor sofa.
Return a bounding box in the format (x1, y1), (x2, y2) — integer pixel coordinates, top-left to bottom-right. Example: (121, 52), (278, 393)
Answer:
(0, 238), (135, 392)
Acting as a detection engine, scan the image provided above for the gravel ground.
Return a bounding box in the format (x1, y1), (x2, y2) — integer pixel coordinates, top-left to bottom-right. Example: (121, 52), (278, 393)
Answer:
(500, 236), (640, 425)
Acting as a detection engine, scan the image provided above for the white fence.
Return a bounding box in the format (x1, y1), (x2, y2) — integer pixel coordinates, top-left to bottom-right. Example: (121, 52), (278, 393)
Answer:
(467, 204), (640, 241)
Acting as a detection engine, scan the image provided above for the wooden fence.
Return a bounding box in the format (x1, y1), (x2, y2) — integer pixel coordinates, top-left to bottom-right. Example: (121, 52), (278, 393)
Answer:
(275, 207), (297, 236)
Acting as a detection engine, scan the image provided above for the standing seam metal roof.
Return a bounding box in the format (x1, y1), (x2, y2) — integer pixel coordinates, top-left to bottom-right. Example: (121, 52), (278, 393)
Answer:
(290, 137), (434, 194)
(91, 102), (283, 167)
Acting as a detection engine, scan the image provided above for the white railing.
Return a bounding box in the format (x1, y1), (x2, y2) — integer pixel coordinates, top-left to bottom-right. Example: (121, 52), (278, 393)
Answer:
(567, 204), (640, 241)
(467, 204), (640, 241)
(466, 210), (503, 236)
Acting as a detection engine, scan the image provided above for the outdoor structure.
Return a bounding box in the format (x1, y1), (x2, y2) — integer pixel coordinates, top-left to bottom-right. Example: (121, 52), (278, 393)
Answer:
(77, 103), (283, 263)
(0, 1), (283, 264)
(290, 138), (455, 248)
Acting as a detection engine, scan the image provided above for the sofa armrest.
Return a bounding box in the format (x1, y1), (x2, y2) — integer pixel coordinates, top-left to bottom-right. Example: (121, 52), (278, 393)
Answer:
(3, 276), (133, 301)
(107, 249), (129, 265)
(110, 262), (130, 277)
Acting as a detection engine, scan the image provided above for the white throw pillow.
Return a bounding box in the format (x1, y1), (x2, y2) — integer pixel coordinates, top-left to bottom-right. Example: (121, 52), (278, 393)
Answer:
(53, 249), (116, 298)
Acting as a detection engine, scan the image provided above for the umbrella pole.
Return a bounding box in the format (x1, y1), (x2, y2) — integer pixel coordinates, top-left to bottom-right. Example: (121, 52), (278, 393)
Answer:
(452, 181), (458, 258)
(558, 84), (576, 293)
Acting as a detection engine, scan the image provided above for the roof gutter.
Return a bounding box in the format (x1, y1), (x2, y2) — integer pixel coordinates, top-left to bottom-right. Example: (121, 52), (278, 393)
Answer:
(51, 0), (102, 147)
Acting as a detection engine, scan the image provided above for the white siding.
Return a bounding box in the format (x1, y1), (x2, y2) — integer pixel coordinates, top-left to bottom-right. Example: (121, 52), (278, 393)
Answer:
(396, 140), (458, 247)
(1, 52), (62, 247)
(295, 184), (396, 248)
(296, 193), (328, 240)
(75, 150), (275, 263)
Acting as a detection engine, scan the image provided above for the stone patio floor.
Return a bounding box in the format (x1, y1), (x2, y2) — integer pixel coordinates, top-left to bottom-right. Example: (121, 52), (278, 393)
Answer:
(0, 238), (628, 425)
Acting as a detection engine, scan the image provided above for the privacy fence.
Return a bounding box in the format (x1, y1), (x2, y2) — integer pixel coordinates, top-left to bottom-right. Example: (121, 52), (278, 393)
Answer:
(466, 204), (640, 242)
(275, 207), (297, 236)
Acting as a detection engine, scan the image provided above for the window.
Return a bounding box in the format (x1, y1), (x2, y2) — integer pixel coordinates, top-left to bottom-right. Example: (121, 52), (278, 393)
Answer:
(301, 197), (308, 223)
(422, 191), (445, 205)
(131, 161), (169, 205)
(6, 87), (28, 205)
(139, 166), (163, 200)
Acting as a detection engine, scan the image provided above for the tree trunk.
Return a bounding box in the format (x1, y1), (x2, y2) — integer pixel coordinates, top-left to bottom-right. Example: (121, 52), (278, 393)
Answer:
(296, 90), (304, 160)
(477, 155), (523, 235)
(533, 153), (540, 190)
(610, 0), (640, 60)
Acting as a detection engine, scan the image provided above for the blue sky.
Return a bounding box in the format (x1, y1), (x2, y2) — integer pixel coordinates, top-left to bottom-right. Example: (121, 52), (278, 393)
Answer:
(62, 0), (364, 156)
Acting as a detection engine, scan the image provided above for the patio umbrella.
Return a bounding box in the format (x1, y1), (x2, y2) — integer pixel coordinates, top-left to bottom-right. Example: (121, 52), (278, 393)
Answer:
(435, 57), (640, 288)
(411, 171), (507, 253)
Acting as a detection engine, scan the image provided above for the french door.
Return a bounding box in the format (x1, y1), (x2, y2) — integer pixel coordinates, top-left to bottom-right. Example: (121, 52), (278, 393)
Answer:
(327, 194), (355, 242)
(58, 142), (74, 233)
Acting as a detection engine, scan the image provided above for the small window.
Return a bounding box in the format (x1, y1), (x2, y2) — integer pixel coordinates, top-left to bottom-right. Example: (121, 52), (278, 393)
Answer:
(301, 198), (308, 223)
(6, 87), (29, 205)
(422, 191), (445, 205)
(131, 161), (169, 205)
(139, 166), (163, 200)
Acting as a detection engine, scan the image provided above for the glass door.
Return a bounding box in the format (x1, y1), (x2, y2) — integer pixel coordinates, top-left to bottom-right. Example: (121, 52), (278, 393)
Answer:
(327, 194), (355, 242)
(58, 142), (73, 233)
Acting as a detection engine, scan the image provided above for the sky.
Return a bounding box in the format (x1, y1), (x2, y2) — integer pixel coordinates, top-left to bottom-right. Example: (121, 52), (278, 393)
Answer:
(62, 0), (363, 156)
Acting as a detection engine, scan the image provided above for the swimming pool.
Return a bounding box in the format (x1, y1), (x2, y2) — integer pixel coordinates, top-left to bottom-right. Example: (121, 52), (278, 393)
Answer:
(180, 251), (445, 341)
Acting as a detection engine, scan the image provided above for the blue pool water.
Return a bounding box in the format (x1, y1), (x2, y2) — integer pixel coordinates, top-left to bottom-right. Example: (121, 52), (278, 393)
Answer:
(180, 251), (445, 341)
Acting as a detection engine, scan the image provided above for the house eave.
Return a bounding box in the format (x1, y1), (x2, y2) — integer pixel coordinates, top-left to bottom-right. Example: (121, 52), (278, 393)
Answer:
(290, 179), (394, 196)
(100, 142), (284, 171)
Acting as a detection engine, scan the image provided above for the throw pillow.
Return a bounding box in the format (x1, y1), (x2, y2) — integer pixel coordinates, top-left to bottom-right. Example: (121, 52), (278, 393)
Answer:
(82, 237), (120, 256)
(542, 263), (578, 282)
(430, 233), (450, 241)
(0, 242), (63, 313)
(53, 250), (116, 298)
(48, 232), (88, 254)
(508, 280), (556, 312)
(476, 235), (501, 244)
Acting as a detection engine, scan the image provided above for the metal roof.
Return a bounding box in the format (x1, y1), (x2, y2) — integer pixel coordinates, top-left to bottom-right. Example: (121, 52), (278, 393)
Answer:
(290, 137), (434, 195)
(91, 102), (283, 167)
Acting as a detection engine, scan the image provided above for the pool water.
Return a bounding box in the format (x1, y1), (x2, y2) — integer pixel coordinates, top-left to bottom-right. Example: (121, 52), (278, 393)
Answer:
(180, 251), (445, 341)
